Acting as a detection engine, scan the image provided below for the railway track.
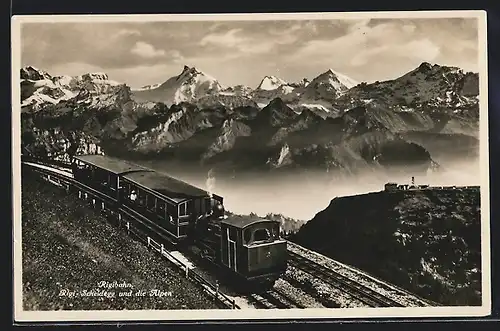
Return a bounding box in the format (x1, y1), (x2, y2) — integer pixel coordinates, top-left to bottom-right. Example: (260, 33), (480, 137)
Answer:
(288, 251), (405, 308)
(248, 288), (305, 309)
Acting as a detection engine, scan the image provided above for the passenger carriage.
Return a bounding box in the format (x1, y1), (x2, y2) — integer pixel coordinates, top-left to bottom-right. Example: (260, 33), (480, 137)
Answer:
(72, 154), (148, 201)
(72, 154), (224, 244)
(119, 170), (223, 243)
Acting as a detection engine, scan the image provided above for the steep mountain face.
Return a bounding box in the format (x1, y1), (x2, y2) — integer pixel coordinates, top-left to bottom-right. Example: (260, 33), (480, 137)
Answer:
(129, 103), (228, 153)
(196, 94), (258, 110)
(337, 62), (479, 116)
(256, 75), (288, 90)
(249, 70), (359, 112)
(254, 98), (298, 128)
(21, 66), (124, 112)
(300, 68), (358, 100)
(250, 75), (299, 107)
(131, 65), (224, 106)
(19, 62), (480, 178)
(291, 187), (481, 306)
(202, 118), (252, 160)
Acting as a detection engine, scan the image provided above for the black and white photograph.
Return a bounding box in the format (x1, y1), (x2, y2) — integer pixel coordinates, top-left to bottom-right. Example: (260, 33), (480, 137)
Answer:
(12, 11), (490, 322)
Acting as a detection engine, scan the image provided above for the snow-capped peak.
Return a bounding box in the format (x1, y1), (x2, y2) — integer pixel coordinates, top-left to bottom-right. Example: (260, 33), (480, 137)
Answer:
(323, 69), (359, 89)
(131, 65), (224, 106)
(21, 66), (52, 81)
(20, 66), (128, 111)
(257, 75), (288, 91)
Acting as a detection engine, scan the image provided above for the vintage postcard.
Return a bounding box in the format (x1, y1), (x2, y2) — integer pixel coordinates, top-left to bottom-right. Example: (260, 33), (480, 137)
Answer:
(12, 10), (490, 323)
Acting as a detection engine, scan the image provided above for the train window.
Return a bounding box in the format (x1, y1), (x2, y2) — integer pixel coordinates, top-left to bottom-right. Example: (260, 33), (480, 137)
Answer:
(167, 213), (175, 225)
(253, 228), (271, 242)
(138, 190), (146, 206)
(229, 227), (238, 241)
(167, 202), (176, 217)
(204, 198), (211, 214)
(271, 225), (279, 239)
(122, 182), (130, 195)
(243, 229), (251, 244)
(109, 175), (117, 190)
(156, 200), (165, 219)
(146, 194), (156, 211)
(178, 202), (188, 217)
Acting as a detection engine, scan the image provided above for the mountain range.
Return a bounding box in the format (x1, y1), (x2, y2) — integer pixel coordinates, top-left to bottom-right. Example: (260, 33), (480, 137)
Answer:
(19, 62), (480, 178)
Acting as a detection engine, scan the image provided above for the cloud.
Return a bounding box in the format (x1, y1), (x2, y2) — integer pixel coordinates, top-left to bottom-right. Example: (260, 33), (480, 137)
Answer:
(167, 50), (185, 63)
(350, 38), (441, 67)
(114, 29), (142, 39)
(199, 26), (298, 56)
(20, 18), (480, 88)
(287, 20), (450, 70)
(130, 41), (166, 58)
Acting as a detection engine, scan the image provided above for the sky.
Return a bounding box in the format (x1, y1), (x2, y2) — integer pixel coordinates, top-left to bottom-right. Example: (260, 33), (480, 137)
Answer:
(20, 17), (479, 89)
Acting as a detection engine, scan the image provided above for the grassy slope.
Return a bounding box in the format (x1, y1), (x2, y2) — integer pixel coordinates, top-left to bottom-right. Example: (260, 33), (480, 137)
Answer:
(291, 187), (481, 306)
(21, 171), (220, 311)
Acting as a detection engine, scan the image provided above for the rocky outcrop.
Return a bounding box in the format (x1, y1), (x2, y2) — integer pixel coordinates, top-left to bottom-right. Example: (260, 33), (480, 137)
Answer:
(291, 187), (481, 306)
(202, 119), (252, 160)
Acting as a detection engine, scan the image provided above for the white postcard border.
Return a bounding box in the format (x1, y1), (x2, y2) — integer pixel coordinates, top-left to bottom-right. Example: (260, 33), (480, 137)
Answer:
(11, 10), (491, 322)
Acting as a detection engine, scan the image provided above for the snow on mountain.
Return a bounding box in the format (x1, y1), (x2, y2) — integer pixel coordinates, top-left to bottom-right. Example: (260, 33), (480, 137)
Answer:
(302, 69), (357, 97)
(131, 65), (224, 106)
(21, 62), (481, 179)
(256, 75), (288, 91)
(20, 62), (479, 122)
(325, 69), (359, 89)
(338, 62), (479, 114)
(132, 83), (162, 91)
(20, 66), (129, 112)
(219, 85), (253, 97)
(20, 66), (52, 81)
(279, 69), (359, 113)
(251, 75), (299, 106)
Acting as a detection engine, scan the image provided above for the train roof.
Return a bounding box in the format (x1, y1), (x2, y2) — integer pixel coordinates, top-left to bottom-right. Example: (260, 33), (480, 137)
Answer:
(221, 215), (278, 229)
(73, 155), (149, 175)
(122, 170), (209, 200)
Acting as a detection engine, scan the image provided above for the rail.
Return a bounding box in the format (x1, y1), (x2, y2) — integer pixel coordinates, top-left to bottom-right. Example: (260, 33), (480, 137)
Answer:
(21, 154), (72, 170)
(288, 250), (405, 308)
(286, 241), (438, 307)
(22, 162), (240, 310)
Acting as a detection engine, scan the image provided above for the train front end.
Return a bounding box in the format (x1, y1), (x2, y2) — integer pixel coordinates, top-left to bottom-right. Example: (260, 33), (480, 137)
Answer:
(241, 220), (288, 289)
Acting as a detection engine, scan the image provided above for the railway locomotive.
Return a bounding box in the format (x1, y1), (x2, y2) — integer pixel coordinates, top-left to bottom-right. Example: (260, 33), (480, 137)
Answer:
(71, 154), (287, 289)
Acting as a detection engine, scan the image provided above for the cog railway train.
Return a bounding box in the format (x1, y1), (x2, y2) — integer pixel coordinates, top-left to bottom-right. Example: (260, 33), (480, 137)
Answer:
(71, 154), (288, 289)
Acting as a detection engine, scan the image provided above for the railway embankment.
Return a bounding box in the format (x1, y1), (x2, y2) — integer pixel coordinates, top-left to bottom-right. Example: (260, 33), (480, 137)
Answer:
(290, 187), (481, 306)
(21, 171), (221, 310)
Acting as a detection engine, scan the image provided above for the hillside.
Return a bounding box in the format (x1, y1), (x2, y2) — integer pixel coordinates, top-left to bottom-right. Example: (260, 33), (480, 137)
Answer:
(290, 186), (481, 306)
(21, 171), (220, 310)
